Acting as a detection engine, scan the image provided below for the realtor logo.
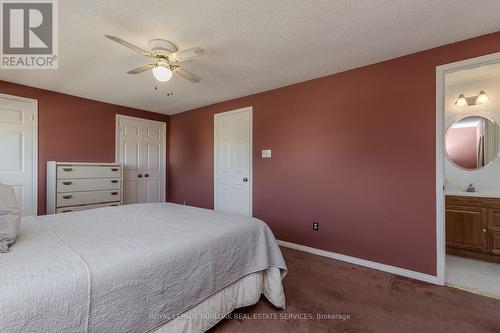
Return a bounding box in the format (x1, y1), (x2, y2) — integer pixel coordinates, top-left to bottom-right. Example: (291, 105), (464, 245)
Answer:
(1, 0), (58, 68)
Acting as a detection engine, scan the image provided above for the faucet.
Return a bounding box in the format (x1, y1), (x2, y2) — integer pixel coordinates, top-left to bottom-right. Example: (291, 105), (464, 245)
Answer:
(465, 183), (476, 193)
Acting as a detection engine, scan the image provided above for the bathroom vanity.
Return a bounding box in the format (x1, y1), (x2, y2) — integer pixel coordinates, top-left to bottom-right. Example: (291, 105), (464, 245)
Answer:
(444, 114), (500, 263)
(446, 194), (500, 263)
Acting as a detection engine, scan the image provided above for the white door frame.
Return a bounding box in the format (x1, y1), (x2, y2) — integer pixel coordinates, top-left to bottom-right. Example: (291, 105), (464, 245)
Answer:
(0, 93), (38, 216)
(214, 106), (253, 216)
(435, 51), (500, 285)
(115, 114), (167, 202)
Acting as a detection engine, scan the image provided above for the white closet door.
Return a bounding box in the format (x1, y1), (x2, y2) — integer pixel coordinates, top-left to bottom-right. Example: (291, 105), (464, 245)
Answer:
(116, 115), (166, 204)
(118, 118), (142, 204)
(0, 94), (37, 216)
(214, 107), (252, 216)
(142, 122), (164, 203)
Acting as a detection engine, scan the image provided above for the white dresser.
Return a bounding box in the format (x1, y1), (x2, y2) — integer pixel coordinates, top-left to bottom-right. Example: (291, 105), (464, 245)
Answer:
(46, 162), (123, 214)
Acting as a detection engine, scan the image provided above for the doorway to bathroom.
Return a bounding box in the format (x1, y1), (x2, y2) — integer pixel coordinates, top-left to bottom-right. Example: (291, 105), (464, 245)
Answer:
(437, 53), (500, 298)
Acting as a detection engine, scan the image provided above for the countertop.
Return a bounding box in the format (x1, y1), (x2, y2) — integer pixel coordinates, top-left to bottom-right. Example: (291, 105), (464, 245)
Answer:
(445, 190), (500, 198)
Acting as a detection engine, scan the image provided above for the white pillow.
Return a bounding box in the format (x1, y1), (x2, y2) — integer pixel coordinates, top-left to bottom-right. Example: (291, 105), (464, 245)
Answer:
(0, 183), (20, 252)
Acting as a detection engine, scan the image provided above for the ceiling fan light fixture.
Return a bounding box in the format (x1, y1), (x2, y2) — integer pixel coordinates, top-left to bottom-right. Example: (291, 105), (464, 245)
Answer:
(105, 35), (206, 83)
(152, 65), (173, 82)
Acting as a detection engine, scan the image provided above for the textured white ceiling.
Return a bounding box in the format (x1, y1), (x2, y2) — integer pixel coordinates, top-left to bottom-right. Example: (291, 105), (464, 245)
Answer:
(1, 0), (500, 115)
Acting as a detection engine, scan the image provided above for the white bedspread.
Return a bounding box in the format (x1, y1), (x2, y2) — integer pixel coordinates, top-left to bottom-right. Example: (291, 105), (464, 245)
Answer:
(0, 203), (287, 333)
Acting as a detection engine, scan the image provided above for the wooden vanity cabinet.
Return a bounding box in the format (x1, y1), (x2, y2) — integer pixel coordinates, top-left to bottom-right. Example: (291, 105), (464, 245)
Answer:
(446, 196), (500, 263)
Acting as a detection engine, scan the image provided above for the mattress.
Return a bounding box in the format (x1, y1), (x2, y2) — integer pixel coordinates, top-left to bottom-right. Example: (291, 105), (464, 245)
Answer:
(0, 203), (287, 333)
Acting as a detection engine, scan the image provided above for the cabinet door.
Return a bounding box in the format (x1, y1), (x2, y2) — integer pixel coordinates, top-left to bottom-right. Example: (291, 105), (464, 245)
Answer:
(487, 208), (500, 232)
(487, 231), (500, 255)
(446, 205), (486, 252)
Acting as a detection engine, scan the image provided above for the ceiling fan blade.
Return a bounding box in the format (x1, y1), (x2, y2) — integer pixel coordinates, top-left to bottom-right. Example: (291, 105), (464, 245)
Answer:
(172, 65), (201, 82)
(127, 64), (155, 74)
(170, 47), (207, 62)
(105, 35), (152, 57)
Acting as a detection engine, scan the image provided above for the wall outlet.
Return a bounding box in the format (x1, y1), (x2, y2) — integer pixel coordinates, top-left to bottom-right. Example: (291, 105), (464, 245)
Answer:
(261, 149), (272, 158)
(312, 221), (319, 231)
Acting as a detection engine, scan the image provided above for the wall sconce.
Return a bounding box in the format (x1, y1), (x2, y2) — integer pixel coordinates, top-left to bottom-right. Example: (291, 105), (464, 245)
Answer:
(455, 90), (489, 107)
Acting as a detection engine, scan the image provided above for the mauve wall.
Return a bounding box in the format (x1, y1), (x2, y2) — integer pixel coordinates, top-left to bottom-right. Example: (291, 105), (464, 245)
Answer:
(168, 31), (500, 276)
(0, 81), (169, 215)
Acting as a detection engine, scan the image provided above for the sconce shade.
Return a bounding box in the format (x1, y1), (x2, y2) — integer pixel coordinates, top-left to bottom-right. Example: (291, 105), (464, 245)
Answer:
(455, 94), (468, 107)
(477, 90), (489, 105)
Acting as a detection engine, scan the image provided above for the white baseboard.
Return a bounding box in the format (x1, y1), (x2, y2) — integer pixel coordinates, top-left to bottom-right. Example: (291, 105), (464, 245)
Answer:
(277, 240), (440, 285)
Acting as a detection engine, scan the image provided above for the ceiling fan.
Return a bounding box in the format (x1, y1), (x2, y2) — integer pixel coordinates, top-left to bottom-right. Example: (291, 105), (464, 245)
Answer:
(105, 35), (207, 83)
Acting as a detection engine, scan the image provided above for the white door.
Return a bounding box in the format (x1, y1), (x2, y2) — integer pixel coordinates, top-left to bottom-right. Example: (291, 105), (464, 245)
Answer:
(214, 107), (252, 216)
(116, 115), (166, 204)
(0, 94), (37, 216)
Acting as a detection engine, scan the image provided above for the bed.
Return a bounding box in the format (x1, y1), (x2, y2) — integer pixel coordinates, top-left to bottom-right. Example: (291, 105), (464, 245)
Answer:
(0, 203), (287, 333)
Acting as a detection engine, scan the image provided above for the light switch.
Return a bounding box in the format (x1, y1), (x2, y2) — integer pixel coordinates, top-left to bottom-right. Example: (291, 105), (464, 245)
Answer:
(261, 149), (272, 158)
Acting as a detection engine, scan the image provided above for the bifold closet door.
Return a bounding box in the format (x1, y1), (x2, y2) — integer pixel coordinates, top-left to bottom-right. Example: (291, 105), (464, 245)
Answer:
(116, 115), (166, 204)
(141, 121), (164, 203)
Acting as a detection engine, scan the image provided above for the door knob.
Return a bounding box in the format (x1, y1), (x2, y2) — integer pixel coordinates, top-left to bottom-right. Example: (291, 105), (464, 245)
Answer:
(243, 177), (248, 182)
(145, 173), (149, 178)
(483, 228), (487, 233)
(138, 174), (143, 178)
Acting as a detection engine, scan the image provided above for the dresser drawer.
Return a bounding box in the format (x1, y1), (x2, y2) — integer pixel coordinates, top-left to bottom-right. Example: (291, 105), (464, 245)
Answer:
(57, 190), (121, 207)
(57, 178), (121, 193)
(57, 165), (121, 179)
(56, 202), (121, 213)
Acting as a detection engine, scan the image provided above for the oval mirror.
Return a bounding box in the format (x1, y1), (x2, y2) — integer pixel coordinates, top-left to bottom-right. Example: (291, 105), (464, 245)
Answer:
(445, 115), (499, 170)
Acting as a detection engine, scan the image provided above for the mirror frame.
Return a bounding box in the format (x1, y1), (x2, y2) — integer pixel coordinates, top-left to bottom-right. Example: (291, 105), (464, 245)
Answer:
(445, 114), (499, 171)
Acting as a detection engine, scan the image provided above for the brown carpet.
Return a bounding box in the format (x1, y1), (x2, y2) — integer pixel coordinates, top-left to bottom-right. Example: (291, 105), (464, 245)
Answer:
(211, 247), (500, 333)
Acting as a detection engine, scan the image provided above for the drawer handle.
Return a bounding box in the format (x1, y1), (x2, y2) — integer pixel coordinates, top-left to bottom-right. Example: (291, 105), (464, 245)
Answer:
(111, 168), (119, 171)
(483, 228), (487, 233)
(62, 195), (73, 199)
(111, 191), (118, 195)
(63, 167), (73, 172)
(111, 180), (119, 183)
(62, 181), (72, 185)
(110, 204), (119, 206)
(61, 209), (72, 213)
